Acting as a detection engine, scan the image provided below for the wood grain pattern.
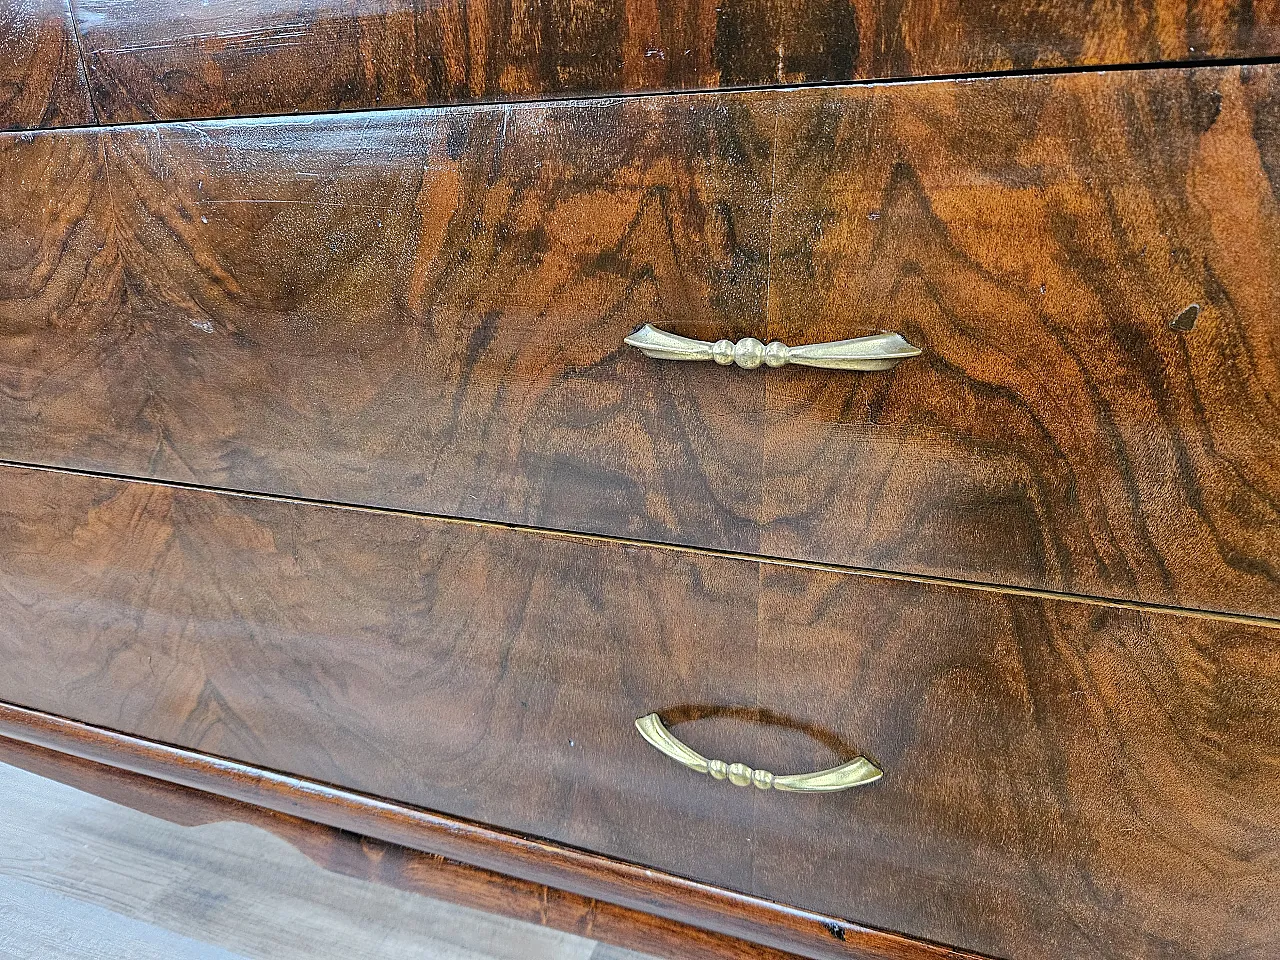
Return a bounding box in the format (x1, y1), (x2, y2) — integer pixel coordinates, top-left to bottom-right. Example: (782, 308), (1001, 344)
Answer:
(0, 66), (1277, 615)
(0, 92), (771, 554)
(760, 65), (1280, 614)
(0, 736), (803, 960)
(70, 0), (1280, 124)
(0, 0), (94, 130)
(0, 464), (1276, 960)
(0, 703), (978, 960)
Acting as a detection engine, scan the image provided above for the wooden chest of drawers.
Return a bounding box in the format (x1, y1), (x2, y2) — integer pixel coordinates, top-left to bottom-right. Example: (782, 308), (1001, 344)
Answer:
(1, 2), (1278, 958)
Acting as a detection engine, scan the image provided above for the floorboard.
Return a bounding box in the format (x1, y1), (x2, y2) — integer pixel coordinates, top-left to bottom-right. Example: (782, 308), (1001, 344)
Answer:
(0, 761), (658, 960)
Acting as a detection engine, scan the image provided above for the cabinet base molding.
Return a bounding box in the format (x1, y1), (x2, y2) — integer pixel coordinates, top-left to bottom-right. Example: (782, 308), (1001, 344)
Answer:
(0, 701), (985, 960)
(0, 728), (792, 960)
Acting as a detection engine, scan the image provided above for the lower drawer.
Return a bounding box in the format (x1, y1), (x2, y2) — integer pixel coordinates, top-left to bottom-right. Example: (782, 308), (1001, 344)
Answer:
(0, 464), (1276, 959)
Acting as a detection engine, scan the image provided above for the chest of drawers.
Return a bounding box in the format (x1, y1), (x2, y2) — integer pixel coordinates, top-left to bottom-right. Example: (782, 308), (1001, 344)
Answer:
(1, 2), (1278, 958)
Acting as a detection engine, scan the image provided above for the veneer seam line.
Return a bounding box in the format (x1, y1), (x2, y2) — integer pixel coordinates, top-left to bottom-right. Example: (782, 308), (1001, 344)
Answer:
(63, 0), (101, 124)
(1, 456), (1274, 630)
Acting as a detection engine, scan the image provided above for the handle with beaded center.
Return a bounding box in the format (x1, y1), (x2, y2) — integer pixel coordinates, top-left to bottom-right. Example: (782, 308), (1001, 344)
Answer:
(624, 323), (922, 371)
(634, 714), (883, 793)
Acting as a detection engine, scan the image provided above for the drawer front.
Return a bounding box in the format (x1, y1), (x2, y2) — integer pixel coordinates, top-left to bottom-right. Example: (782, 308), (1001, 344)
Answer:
(1, 464), (1277, 960)
(66, 0), (1280, 125)
(2, 66), (1278, 616)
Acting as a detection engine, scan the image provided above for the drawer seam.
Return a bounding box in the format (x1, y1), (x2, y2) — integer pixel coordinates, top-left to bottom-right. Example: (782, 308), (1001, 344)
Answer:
(1, 455), (1274, 631)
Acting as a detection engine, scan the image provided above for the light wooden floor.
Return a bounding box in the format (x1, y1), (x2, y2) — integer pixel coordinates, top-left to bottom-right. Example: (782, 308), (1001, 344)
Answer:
(0, 761), (656, 960)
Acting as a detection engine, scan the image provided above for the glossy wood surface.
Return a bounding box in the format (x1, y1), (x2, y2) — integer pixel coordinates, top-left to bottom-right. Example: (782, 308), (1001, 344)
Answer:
(762, 65), (1280, 614)
(1, 66), (1277, 615)
(0, 0), (94, 129)
(68, 0), (1280, 124)
(0, 465), (1276, 960)
(0, 741), (780, 960)
(0, 702), (975, 960)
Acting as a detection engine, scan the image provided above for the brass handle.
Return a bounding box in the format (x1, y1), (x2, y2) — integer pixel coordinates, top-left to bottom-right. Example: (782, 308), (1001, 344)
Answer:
(634, 714), (883, 793)
(624, 324), (922, 371)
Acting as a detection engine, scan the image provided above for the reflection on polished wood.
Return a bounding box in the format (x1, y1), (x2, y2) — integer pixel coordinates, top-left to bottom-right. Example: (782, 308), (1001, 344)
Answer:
(0, 463), (1276, 960)
(0, 66), (1276, 615)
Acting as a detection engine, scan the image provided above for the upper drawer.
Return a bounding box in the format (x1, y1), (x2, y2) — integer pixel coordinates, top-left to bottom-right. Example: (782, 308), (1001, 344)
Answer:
(0, 464), (1277, 960)
(45, 0), (1280, 125)
(1, 65), (1278, 616)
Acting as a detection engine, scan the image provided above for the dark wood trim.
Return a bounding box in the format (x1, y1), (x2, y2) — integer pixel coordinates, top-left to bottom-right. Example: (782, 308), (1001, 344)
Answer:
(0, 732), (807, 960)
(0, 701), (985, 960)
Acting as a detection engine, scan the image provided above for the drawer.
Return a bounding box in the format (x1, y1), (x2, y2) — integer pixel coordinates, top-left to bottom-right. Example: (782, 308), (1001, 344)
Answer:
(1, 66), (1278, 617)
(61, 0), (1280, 125)
(0, 464), (1276, 960)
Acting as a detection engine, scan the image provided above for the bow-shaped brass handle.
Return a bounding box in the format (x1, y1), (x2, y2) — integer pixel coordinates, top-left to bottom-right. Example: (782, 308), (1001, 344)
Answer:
(624, 324), (922, 371)
(635, 714), (883, 793)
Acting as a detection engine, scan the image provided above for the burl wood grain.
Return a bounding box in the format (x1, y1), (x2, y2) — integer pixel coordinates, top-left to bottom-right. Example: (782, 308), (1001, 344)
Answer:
(0, 0), (94, 129)
(1, 94), (772, 554)
(0, 464), (1276, 960)
(1, 66), (1277, 615)
(70, 0), (1280, 124)
(0, 738), (800, 960)
(761, 65), (1280, 614)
